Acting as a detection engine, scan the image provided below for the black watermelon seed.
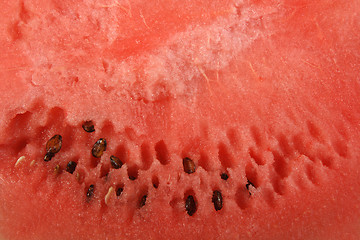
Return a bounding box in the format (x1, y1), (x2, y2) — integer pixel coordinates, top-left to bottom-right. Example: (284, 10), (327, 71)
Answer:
(92, 138), (107, 158)
(46, 134), (62, 154)
(183, 157), (196, 174)
(82, 120), (95, 133)
(185, 195), (197, 216)
(129, 175), (136, 181)
(212, 190), (223, 211)
(116, 187), (123, 196)
(139, 195), (147, 208)
(86, 185), (95, 199)
(44, 152), (55, 162)
(110, 155), (123, 169)
(220, 173), (229, 180)
(66, 161), (77, 174)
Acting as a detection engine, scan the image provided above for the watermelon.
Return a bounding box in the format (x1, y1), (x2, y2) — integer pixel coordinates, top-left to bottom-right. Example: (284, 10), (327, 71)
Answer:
(1, 0), (360, 239)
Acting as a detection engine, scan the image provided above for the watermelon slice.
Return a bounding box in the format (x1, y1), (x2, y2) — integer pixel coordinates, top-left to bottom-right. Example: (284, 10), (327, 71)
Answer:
(1, 0), (360, 239)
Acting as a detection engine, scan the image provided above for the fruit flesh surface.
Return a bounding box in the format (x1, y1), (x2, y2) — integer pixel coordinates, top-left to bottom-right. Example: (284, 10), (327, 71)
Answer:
(0, 0), (360, 239)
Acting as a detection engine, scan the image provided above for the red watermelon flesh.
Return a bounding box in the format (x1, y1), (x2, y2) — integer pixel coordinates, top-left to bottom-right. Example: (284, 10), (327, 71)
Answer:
(1, 0), (360, 239)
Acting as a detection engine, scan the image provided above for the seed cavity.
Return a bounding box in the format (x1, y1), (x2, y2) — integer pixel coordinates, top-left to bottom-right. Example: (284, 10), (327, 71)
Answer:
(116, 187), (123, 197)
(246, 179), (255, 195)
(183, 157), (196, 174)
(129, 175), (136, 181)
(152, 176), (159, 189)
(46, 134), (62, 154)
(44, 152), (55, 162)
(110, 155), (123, 169)
(92, 138), (107, 158)
(185, 195), (197, 216)
(220, 173), (229, 180)
(82, 120), (95, 133)
(66, 161), (77, 174)
(15, 156), (25, 167)
(139, 195), (147, 208)
(105, 186), (114, 205)
(86, 184), (95, 200)
(212, 190), (223, 211)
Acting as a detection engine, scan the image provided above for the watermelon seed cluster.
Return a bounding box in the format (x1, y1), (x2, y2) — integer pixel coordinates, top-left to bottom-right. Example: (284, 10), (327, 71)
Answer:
(42, 122), (151, 207)
(6, 91), (350, 221)
(38, 119), (263, 216)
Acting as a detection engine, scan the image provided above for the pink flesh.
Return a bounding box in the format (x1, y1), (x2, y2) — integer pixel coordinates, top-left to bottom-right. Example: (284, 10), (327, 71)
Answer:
(0, 0), (360, 239)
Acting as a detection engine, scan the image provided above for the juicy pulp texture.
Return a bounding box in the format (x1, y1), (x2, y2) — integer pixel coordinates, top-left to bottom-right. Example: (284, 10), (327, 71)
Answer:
(1, 0), (360, 239)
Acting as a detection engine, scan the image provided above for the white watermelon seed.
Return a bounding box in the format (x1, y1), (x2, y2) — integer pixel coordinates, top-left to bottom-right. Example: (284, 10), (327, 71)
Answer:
(105, 186), (115, 205)
(15, 156), (25, 167)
